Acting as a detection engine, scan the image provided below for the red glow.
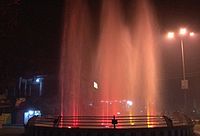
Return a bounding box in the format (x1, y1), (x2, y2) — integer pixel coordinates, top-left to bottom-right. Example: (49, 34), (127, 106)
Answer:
(60, 0), (161, 117)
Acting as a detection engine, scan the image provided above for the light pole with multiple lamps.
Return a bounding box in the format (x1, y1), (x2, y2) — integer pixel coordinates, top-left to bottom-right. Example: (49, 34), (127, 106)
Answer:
(167, 28), (195, 112)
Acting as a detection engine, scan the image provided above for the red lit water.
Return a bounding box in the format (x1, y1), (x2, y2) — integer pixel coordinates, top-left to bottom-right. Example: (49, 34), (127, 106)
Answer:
(60, 0), (161, 118)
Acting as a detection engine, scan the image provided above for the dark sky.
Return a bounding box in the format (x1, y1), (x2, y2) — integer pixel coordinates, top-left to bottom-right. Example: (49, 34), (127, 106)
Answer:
(0, 0), (63, 80)
(154, 0), (200, 32)
(1, 0), (200, 103)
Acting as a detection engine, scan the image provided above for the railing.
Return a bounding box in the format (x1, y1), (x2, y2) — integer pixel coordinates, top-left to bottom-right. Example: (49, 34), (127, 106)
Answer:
(27, 114), (193, 129)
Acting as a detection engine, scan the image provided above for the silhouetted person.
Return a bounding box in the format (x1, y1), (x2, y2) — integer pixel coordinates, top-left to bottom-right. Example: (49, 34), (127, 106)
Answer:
(163, 115), (173, 127)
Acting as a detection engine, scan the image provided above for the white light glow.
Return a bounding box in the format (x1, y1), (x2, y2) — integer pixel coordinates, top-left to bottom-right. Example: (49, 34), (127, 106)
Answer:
(28, 110), (34, 115)
(117, 112), (120, 115)
(24, 110), (41, 124)
(189, 32), (195, 37)
(36, 78), (40, 83)
(34, 110), (41, 116)
(167, 32), (174, 39)
(93, 81), (98, 89)
(127, 100), (133, 106)
(179, 28), (187, 35)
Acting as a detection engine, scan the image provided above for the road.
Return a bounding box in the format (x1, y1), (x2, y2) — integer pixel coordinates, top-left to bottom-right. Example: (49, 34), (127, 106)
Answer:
(0, 127), (24, 136)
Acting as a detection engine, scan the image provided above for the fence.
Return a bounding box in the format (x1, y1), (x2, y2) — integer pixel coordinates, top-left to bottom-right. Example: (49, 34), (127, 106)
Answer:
(27, 115), (192, 128)
(25, 115), (194, 136)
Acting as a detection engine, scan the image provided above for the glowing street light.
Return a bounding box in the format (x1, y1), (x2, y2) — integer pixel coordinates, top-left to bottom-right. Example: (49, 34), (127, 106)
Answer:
(179, 28), (187, 35)
(166, 27), (195, 112)
(167, 28), (195, 83)
(167, 32), (174, 39)
(189, 32), (195, 37)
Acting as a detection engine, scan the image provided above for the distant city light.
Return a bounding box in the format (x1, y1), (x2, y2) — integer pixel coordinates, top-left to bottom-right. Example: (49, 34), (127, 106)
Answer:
(36, 78), (40, 83)
(167, 32), (174, 39)
(117, 112), (120, 115)
(24, 110), (41, 124)
(28, 110), (34, 115)
(93, 81), (98, 89)
(179, 28), (187, 35)
(126, 100), (133, 106)
(34, 110), (41, 116)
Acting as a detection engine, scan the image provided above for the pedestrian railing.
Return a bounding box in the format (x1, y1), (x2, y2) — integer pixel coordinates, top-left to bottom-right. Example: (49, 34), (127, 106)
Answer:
(27, 114), (193, 129)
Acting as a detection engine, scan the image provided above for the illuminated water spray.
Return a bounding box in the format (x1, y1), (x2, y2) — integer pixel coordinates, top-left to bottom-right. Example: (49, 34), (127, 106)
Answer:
(60, 0), (161, 117)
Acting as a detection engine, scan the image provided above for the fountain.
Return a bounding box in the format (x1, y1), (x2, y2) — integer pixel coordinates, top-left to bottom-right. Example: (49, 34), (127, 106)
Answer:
(24, 1), (194, 135)
(60, 0), (161, 117)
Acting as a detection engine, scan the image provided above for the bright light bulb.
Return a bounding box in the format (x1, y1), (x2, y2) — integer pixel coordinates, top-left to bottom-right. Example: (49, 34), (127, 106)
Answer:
(189, 32), (195, 37)
(179, 28), (187, 35)
(167, 32), (174, 39)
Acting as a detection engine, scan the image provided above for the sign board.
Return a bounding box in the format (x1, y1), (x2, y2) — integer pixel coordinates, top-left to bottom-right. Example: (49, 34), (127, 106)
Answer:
(181, 80), (189, 89)
(93, 81), (98, 89)
(0, 113), (11, 125)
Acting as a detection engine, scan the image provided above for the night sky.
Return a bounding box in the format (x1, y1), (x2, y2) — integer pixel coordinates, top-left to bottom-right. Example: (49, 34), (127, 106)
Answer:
(0, 0), (63, 89)
(1, 0), (200, 112)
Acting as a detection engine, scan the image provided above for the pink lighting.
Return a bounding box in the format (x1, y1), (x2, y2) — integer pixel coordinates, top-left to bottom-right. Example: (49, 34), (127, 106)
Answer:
(60, 0), (161, 117)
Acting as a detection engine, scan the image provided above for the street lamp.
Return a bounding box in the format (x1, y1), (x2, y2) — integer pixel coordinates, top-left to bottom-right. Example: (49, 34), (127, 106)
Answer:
(167, 28), (195, 85)
(189, 32), (195, 37)
(167, 28), (195, 112)
(167, 32), (174, 39)
(179, 28), (187, 35)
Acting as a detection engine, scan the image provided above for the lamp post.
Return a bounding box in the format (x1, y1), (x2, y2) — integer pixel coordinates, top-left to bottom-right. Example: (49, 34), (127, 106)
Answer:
(180, 39), (186, 80)
(167, 28), (195, 112)
(179, 28), (188, 90)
